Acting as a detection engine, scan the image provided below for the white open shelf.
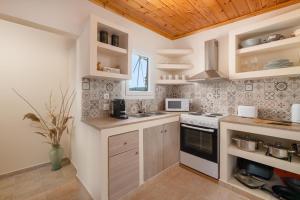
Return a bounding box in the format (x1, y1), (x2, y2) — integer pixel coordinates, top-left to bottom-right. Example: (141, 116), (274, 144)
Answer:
(228, 145), (300, 175)
(86, 71), (130, 80)
(227, 178), (277, 200)
(157, 64), (193, 70)
(237, 36), (300, 56)
(231, 66), (300, 79)
(97, 42), (127, 56)
(157, 49), (193, 57)
(156, 80), (192, 85)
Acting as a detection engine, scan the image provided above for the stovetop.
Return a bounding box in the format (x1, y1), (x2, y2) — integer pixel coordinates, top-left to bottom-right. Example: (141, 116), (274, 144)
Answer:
(180, 112), (227, 129)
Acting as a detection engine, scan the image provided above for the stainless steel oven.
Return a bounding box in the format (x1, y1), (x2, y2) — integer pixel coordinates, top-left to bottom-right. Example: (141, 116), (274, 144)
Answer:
(180, 123), (219, 179)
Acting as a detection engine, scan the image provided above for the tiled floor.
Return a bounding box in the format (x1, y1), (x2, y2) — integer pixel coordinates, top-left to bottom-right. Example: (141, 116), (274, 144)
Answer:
(0, 164), (92, 200)
(1, 164), (250, 200)
(122, 165), (250, 200)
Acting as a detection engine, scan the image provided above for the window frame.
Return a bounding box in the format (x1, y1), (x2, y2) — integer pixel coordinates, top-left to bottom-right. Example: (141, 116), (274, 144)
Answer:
(125, 50), (154, 99)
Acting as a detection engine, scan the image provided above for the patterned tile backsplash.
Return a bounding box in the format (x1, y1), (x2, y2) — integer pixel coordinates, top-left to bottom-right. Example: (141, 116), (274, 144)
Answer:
(169, 76), (300, 121)
(82, 76), (300, 121)
(81, 79), (171, 119)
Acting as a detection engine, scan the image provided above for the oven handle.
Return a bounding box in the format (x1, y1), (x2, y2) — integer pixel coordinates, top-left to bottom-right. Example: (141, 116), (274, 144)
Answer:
(181, 124), (215, 133)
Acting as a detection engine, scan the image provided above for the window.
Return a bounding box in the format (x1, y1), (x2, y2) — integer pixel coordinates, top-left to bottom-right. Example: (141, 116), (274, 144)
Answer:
(125, 53), (153, 98)
(129, 54), (149, 91)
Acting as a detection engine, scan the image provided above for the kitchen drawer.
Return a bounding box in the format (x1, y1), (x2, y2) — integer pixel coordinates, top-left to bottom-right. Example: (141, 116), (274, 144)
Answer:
(109, 148), (139, 200)
(109, 131), (139, 157)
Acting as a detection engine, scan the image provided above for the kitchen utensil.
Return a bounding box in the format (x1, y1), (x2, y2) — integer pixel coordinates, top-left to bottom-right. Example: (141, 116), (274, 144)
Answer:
(293, 29), (300, 37)
(272, 185), (300, 200)
(238, 105), (258, 118)
(264, 143), (295, 161)
(234, 171), (265, 189)
(240, 38), (261, 48)
(100, 30), (108, 43)
(111, 34), (119, 47)
(291, 104), (300, 123)
(237, 158), (273, 180)
(232, 137), (261, 152)
(292, 143), (300, 155)
(265, 34), (284, 43)
(283, 178), (300, 193)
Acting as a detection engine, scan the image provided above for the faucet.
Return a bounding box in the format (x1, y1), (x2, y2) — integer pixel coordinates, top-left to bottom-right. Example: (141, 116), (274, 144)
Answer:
(137, 100), (145, 113)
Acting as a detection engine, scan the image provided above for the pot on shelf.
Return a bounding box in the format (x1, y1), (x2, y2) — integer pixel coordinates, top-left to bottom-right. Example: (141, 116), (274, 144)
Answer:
(264, 143), (295, 162)
(49, 144), (64, 171)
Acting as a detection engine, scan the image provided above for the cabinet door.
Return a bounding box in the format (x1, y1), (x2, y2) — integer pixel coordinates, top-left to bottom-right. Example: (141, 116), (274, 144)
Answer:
(143, 125), (164, 181)
(163, 121), (180, 169)
(109, 148), (139, 200)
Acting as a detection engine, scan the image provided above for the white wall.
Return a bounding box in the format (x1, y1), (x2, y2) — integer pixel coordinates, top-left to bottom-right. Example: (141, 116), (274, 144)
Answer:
(0, 1), (172, 195)
(172, 3), (300, 78)
(0, 19), (74, 175)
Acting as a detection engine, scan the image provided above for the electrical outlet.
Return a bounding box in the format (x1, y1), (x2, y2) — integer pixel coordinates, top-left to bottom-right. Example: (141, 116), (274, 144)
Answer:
(103, 103), (110, 111)
(104, 93), (109, 100)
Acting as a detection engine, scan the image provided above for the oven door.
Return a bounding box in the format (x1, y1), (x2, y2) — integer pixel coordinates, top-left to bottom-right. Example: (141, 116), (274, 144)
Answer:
(180, 123), (218, 163)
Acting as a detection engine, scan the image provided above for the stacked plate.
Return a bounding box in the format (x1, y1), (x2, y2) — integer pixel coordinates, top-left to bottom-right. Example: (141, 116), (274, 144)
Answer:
(263, 59), (293, 70)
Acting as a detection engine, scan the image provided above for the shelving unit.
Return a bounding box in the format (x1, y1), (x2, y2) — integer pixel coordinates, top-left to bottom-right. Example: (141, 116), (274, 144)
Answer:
(228, 145), (300, 174)
(97, 42), (127, 56)
(237, 36), (300, 56)
(156, 48), (193, 85)
(229, 8), (300, 79)
(157, 49), (193, 57)
(220, 117), (300, 200)
(227, 178), (277, 200)
(79, 14), (131, 80)
(156, 80), (193, 85)
(157, 64), (193, 70)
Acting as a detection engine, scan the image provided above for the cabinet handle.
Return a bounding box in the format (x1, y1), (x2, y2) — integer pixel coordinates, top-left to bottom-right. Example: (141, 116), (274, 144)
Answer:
(164, 130), (167, 133)
(135, 152), (139, 155)
(123, 142), (127, 145)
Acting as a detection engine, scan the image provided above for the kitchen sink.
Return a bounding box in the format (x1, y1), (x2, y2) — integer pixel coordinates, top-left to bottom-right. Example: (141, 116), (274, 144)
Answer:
(130, 112), (166, 118)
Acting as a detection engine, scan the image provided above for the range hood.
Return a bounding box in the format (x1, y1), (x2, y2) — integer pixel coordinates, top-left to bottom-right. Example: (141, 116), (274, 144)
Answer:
(188, 39), (225, 82)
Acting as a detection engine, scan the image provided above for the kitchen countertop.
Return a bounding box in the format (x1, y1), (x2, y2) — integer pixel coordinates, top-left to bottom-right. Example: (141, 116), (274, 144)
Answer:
(221, 115), (300, 132)
(82, 112), (181, 130)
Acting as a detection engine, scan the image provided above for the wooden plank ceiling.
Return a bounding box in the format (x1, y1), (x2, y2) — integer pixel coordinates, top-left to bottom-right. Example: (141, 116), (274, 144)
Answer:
(91, 0), (300, 39)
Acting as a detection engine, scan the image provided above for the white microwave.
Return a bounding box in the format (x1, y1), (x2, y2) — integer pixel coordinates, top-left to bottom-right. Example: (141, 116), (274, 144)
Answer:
(165, 98), (190, 112)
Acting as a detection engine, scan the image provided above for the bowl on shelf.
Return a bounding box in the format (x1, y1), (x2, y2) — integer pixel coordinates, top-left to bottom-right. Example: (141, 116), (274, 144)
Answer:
(240, 38), (261, 48)
(263, 59), (293, 70)
(265, 34), (285, 43)
(293, 29), (300, 37)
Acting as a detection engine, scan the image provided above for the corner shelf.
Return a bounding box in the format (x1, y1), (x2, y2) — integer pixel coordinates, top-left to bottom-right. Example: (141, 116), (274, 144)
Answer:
(97, 42), (127, 56)
(157, 49), (193, 57)
(237, 36), (300, 56)
(156, 80), (192, 85)
(157, 64), (193, 70)
(228, 145), (300, 175)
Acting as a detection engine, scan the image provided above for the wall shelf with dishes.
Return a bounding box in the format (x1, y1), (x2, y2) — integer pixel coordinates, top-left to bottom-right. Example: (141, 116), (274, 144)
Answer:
(229, 9), (300, 80)
(79, 14), (131, 80)
(156, 48), (193, 85)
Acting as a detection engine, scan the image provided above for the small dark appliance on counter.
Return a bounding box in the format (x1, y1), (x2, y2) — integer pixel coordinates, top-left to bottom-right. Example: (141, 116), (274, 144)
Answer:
(111, 99), (128, 119)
